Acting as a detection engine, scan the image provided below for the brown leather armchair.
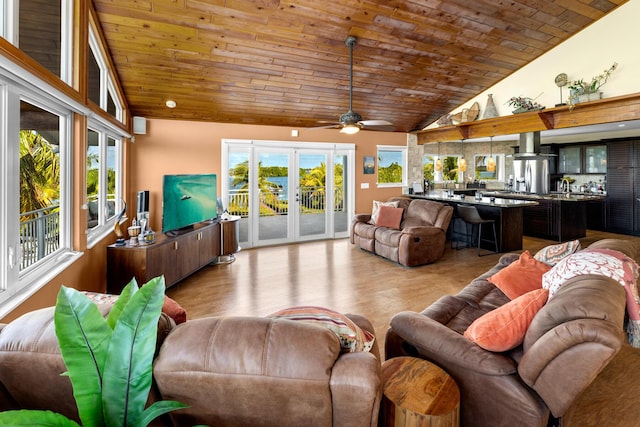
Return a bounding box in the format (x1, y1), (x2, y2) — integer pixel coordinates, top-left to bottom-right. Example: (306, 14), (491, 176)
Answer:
(0, 304), (176, 422)
(153, 314), (382, 427)
(351, 197), (453, 266)
(385, 240), (632, 427)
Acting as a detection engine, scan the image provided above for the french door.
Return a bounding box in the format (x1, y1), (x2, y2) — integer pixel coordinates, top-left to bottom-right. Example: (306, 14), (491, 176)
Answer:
(222, 140), (354, 248)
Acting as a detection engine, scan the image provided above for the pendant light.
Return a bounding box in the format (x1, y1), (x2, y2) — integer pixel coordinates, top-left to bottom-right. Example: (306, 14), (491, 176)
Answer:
(487, 136), (496, 172)
(458, 140), (467, 172)
(435, 142), (443, 171)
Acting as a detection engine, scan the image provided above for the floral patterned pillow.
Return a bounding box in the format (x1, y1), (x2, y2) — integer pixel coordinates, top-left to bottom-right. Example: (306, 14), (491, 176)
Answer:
(534, 240), (581, 266)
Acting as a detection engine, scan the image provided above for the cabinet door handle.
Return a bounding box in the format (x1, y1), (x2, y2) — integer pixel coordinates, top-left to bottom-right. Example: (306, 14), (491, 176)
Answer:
(174, 241), (178, 250)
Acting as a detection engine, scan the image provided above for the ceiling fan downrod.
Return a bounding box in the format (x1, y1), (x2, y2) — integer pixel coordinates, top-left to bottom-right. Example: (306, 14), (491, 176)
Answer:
(342, 36), (362, 124)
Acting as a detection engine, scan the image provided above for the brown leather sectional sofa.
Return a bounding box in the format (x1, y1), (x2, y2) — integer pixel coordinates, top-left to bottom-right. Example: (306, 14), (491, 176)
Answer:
(385, 238), (637, 427)
(0, 307), (382, 427)
(350, 197), (453, 266)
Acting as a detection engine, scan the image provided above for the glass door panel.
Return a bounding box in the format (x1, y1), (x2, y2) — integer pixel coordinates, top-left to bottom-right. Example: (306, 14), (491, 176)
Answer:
(334, 153), (349, 234)
(585, 145), (606, 173)
(223, 140), (355, 248)
(256, 150), (290, 243)
(298, 152), (328, 239)
(227, 149), (250, 245)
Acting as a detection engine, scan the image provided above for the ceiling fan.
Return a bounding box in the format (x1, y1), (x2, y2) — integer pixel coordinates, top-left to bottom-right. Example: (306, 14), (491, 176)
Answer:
(314, 36), (395, 134)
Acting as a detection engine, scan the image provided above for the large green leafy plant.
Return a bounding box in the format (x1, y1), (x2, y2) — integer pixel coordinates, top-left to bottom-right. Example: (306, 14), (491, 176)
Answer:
(0, 276), (187, 426)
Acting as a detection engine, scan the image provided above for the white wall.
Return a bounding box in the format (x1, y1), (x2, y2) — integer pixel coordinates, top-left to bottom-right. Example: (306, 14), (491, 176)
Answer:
(428, 1), (640, 126)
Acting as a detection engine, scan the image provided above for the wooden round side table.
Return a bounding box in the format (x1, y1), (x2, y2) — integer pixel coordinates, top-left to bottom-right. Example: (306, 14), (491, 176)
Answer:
(380, 356), (460, 427)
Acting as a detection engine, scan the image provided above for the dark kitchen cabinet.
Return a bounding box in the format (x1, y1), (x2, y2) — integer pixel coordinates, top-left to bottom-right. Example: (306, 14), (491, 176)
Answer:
(587, 199), (606, 231)
(558, 146), (581, 174)
(523, 198), (586, 242)
(557, 143), (606, 175)
(606, 139), (639, 235)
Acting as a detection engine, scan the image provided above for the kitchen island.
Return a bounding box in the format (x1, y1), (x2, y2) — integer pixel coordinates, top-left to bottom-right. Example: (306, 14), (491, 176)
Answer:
(408, 191), (538, 252)
(484, 191), (606, 242)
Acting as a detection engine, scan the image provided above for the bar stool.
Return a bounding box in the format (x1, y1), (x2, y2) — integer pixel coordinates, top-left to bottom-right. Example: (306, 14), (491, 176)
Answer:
(449, 208), (467, 250)
(455, 204), (499, 256)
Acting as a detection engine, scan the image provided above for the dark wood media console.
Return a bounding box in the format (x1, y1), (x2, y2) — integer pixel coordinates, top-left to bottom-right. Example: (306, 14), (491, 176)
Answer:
(107, 221), (222, 294)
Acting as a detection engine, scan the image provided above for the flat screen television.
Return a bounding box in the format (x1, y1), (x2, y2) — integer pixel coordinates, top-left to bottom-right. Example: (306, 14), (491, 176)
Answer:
(161, 173), (217, 234)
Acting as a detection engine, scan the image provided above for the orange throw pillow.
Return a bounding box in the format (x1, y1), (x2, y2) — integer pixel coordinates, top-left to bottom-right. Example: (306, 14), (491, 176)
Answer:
(488, 251), (551, 300)
(375, 205), (404, 229)
(464, 288), (549, 352)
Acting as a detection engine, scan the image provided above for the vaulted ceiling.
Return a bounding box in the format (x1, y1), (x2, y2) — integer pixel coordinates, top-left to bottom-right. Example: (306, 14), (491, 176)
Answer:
(91, 0), (626, 133)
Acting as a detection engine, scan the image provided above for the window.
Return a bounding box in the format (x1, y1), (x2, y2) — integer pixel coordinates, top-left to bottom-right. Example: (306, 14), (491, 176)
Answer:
(424, 153), (462, 182)
(88, 26), (124, 121)
(0, 73), (81, 314)
(2, 0), (73, 83)
(87, 48), (101, 105)
(474, 154), (504, 181)
(423, 154), (435, 182)
(0, 0), (128, 318)
(377, 146), (406, 187)
(86, 124), (123, 245)
(0, 0), (5, 37)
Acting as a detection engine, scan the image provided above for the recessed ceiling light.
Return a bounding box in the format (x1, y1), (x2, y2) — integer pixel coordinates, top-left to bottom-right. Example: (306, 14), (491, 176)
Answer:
(618, 123), (626, 127)
(165, 100), (177, 108)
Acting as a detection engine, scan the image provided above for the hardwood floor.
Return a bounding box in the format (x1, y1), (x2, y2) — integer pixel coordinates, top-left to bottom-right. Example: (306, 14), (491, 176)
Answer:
(166, 230), (638, 359)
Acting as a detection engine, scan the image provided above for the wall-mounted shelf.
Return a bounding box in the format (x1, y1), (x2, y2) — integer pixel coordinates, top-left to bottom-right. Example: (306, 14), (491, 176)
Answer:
(416, 92), (640, 144)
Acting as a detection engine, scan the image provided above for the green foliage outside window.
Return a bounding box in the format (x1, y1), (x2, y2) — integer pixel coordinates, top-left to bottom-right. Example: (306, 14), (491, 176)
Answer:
(20, 130), (60, 218)
(377, 149), (404, 185)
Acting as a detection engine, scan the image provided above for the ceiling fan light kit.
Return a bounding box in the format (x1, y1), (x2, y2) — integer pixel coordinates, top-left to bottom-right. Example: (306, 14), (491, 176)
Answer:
(340, 123), (361, 134)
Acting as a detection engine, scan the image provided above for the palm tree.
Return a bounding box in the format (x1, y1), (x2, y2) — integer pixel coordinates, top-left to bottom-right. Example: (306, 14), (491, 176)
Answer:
(19, 130), (60, 219)
(228, 160), (287, 215)
(300, 163), (327, 211)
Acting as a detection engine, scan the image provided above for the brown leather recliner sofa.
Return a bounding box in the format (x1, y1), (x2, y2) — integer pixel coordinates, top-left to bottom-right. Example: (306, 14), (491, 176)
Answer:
(350, 197), (453, 266)
(0, 306), (381, 427)
(385, 238), (636, 427)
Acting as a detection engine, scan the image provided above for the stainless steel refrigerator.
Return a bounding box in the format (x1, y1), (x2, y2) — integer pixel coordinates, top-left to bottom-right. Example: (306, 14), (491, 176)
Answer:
(513, 156), (549, 194)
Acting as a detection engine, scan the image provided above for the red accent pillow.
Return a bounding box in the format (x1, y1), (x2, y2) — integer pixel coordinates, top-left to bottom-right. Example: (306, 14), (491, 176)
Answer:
(464, 288), (549, 352)
(488, 251), (552, 299)
(375, 205), (404, 229)
(162, 296), (187, 324)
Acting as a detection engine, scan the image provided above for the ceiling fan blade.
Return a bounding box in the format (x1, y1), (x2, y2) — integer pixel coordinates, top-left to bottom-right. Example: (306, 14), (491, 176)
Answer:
(310, 124), (341, 130)
(359, 119), (393, 126)
(359, 119), (396, 132)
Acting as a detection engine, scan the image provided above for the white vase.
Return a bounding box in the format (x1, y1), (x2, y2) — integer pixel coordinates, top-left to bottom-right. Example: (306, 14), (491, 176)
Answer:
(577, 92), (602, 103)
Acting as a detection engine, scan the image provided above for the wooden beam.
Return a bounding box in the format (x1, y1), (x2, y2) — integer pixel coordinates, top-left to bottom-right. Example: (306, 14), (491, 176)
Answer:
(416, 92), (640, 144)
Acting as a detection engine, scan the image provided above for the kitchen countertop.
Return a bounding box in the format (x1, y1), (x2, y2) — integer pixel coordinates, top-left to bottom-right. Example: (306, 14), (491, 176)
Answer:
(408, 191), (539, 207)
(482, 191), (606, 202)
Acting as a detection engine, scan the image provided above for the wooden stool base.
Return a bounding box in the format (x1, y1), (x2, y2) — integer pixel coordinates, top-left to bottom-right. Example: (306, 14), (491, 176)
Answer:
(380, 357), (460, 427)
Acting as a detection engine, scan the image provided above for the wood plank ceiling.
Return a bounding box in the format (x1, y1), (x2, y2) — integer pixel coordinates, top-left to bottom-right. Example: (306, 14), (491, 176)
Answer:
(91, 0), (626, 133)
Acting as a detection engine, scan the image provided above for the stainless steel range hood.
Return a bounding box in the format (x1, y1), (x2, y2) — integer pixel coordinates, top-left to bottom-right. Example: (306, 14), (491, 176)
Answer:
(514, 131), (550, 158)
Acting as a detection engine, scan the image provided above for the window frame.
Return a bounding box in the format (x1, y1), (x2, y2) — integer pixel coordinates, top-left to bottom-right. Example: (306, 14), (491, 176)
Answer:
(423, 153), (464, 183)
(473, 153), (505, 182)
(3, 0), (74, 84)
(85, 120), (124, 247)
(376, 145), (407, 188)
(88, 24), (124, 122)
(0, 72), (82, 317)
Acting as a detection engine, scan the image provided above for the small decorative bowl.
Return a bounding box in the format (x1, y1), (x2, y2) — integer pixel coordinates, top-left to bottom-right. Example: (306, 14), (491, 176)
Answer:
(127, 225), (141, 238)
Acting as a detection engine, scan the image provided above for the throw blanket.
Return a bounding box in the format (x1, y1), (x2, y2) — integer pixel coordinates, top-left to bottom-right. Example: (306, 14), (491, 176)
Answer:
(543, 248), (640, 347)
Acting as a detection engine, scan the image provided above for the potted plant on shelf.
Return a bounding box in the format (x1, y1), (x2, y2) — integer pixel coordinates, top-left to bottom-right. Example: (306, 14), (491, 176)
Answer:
(0, 276), (188, 427)
(507, 96), (545, 114)
(568, 62), (618, 108)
